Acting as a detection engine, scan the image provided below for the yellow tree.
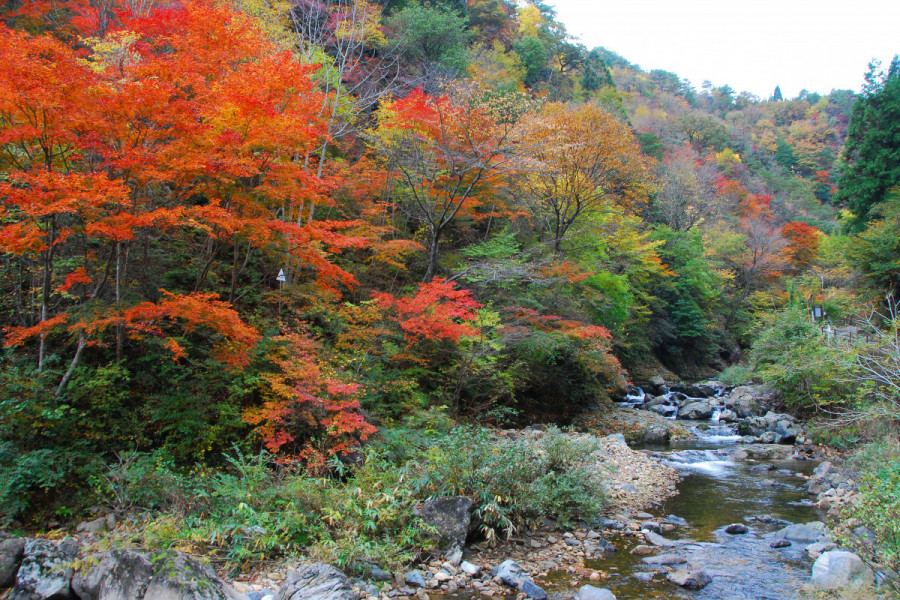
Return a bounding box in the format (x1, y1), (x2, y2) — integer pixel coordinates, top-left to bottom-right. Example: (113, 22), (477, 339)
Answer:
(515, 102), (652, 254)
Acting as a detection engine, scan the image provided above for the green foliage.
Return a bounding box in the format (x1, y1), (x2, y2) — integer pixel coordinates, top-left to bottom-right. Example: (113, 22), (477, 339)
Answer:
(844, 454), (900, 591)
(411, 425), (606, 535)
(387, 3), (471, 73)
(837, 57), (900, 227)
(749, 306), (858, 409)
(849, 196), (900, 295)
(513, 36), (547, 87)
(100, 426), (605, 570)
(648, 226), (721, 360)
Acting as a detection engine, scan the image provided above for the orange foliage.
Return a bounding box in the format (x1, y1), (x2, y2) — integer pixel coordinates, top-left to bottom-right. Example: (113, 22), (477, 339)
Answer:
(242, 332), (376, 466)
(781, 221), (821, 271)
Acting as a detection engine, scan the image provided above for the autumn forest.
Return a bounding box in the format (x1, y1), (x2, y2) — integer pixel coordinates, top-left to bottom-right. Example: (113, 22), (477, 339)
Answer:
(0, 0), (899, 582)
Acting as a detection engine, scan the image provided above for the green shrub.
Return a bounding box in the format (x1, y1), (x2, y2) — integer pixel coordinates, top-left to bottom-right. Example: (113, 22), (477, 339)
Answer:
(103, 425), (606, 572)
(411, 425), (606, 537)
(750, 306), (858, 409)
(844, 457), (900, 592)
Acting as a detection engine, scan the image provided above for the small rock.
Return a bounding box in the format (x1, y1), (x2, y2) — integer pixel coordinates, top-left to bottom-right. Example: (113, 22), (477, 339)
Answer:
(490, 560), (546, 600)
(629, 545), (657, 557)
(642, 531), (676, 547)
(666, 569), (712, 590)
(460, 562), (481, 577)
(635, 512), (654, 520)
(725, 524), (749, 534)
(770, 540), (791, 549)
(749, 464), (776, 472)
(76, 517), (108, 534)
(633, 573), (653, 583)
(807, 542), (837, 559)
(642, 554), (687, 566)
(664, 515), (688, 526)
(641, 521), (661, 533)
(573, 584), (615, 600)
(405, 571), (426, 588)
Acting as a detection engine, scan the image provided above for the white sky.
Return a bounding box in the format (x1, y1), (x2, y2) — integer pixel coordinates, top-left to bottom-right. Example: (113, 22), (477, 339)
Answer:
(548, 0), (900, 99)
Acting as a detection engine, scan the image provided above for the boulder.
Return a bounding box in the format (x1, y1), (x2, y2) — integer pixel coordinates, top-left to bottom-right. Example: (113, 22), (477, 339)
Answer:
(276, 563), (357, 600)
(812, 551), (873, 590)
(0, 537), (26, 588)
(725, 387), (762, 418)
(11, 538), (79, 600)
(573, 585), (615, 600)
(678, 402), (713, 421)
(773, 522), (830, 544)
(727, 385), (782, 415)
(143, 552), (247, 600)
(666, 569), (712, 590)
(718, 409), (738, 422)
(413, 496), (474, 563)
(648, 376), (667, 395)
(73, 549), (245, 600)
(725, 524), (749, 534)
(71, 549), (155, 600)
(491, 560), (547, 600)
(76, 518), (108, 535)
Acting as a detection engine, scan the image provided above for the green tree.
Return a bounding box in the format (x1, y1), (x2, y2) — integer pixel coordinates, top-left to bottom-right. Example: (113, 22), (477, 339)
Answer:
(513, 36), (547, 87)
(772, 85), (783, 101)
(387, 3), (471, 74)
(836, 57), (900, 227)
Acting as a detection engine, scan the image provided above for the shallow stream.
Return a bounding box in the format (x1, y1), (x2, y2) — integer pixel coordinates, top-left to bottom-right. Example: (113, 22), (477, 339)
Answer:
(542, 439), (823, 599)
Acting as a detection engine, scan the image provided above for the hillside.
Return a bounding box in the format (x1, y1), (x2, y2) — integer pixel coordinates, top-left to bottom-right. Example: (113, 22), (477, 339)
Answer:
(0, 0), (898, 595)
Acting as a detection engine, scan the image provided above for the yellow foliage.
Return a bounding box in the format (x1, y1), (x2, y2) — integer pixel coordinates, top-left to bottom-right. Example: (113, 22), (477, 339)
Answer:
(79, 30), (141, 75)
(226, 0), (294, 50)
(517, 5), (543, 37)
(468, 41), (525, 93)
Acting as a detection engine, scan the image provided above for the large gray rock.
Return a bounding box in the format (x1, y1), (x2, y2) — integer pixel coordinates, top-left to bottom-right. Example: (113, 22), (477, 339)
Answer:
(727, 385), (782, 415)
(725, 387), (761, 417)
(143, 553), (246, 600)
(0, 537), (26, 588)
(678, 402), (713, 420)
(276, 564), (357, 600)
(666, 569), (711, 589)
(491, 560), (547, 600)
(71, 549), (155, 600)
(414, 496), (474, 563)
(812, 551), (873, 590)
(11, 538), (79, 600)
(72, 549), (245, 600)
(573, 585), (615, 600)
(773, 522), (830, 544)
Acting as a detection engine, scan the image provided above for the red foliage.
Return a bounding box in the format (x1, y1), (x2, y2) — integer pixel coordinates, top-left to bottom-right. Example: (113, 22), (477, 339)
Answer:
(242, 332), (376, 467)
(781, 221), (821, 271)
(372, 278), (482, 345)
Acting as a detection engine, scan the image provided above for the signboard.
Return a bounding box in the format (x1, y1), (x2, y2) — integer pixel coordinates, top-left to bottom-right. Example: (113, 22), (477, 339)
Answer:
(276, 268), (286, 282)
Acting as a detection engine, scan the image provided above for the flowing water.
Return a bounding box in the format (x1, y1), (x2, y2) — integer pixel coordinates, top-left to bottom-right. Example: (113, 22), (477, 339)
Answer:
(542, 435), (823, 600)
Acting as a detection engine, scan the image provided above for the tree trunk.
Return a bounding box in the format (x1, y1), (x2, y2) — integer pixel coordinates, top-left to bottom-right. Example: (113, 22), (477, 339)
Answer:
(56, 331), (86, 397)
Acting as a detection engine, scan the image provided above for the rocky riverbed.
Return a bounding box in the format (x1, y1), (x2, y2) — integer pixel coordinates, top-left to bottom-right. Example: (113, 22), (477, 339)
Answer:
(0, 382), (885, 600)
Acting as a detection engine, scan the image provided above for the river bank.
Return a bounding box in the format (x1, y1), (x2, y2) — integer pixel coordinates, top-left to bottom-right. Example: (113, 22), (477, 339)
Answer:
(0, 382), (885, 600)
